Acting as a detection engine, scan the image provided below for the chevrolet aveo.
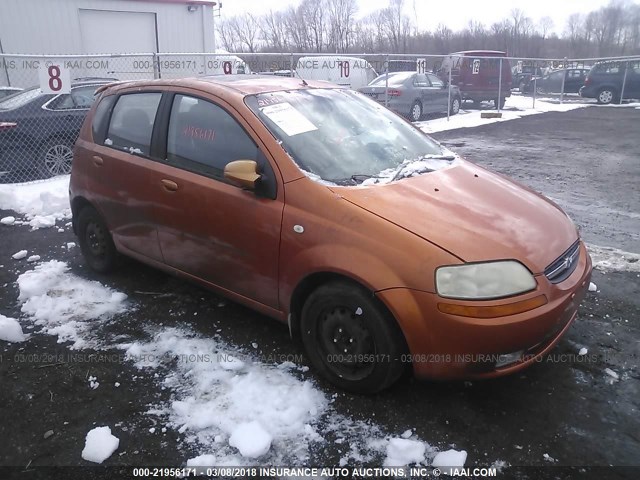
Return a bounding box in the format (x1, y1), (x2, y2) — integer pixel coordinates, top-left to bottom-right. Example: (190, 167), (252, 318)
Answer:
(70, 75), (592, 393)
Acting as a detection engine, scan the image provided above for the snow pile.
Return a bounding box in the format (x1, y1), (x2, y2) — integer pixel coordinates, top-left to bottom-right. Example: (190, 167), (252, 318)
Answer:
(81, 426), (119, 463)
(586, 244), (640, 273)
(122, 327), (328, 463)
(1, 216), (16, 225)
(17, 261), (129, 349)
(0, 175), (71, 229)
(0, 314), (26, 342)
(229, 422), (273, 458)
(588, 282), (598, 292)
(431, 448), (468, 474)
(417, 94), (591, 134)
(384, 438), (426, 466)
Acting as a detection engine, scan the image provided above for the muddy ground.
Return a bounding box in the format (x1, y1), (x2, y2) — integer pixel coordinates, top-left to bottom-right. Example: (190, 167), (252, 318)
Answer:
(0, 106), (638, 479)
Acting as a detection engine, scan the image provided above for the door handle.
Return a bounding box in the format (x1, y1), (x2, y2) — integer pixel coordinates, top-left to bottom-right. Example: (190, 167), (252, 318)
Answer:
(161, 179), (179, 192)
(92, 155), (103, 166)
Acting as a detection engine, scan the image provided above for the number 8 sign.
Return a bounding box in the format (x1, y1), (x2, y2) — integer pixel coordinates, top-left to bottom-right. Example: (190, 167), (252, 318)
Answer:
(39, 63), (71, 94)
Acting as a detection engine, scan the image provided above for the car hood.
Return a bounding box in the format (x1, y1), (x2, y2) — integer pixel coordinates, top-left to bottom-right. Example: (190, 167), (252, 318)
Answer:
(331, 161), (578, 274)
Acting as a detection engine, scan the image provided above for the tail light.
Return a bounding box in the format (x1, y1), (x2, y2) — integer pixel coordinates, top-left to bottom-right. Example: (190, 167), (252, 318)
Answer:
(0, 122), (17, 131)
(584, 77), (592, 86)
(387, 89), (402, 97)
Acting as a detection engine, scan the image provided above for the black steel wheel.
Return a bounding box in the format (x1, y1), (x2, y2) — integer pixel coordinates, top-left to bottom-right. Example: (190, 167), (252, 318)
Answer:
(77, 206), (118, 273)
(300, 280), (407, 393)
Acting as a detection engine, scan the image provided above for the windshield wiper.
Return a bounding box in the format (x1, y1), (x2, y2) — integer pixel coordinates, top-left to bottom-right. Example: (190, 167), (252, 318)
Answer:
(390, 155), (455, 182)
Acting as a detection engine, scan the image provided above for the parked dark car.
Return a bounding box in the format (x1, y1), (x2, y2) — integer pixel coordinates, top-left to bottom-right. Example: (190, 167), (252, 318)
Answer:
(523, 68), (589, 94)
(511, 64), (543, 91)
(0, 79), (111, 180)
(580, 60), (640, 104)
(0, 86), (23, 100)
(358, 71), (462, 121)
(438, 50), (512, 109)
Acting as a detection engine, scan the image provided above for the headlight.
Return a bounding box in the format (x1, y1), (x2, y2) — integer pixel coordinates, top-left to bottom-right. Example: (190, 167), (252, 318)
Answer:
(436, 261), (536, 300)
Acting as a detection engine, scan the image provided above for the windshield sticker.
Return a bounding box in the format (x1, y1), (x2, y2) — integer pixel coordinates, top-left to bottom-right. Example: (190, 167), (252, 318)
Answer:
(260, 102), (318, 136)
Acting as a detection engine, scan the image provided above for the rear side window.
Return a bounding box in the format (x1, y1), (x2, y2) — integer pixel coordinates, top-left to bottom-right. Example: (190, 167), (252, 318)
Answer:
(427, 74), (444, 87)
(166, 94), (257, 177)
(107, 93), (161, 155)
(594, 62), (620, 74)
(92, 94), (117, 144)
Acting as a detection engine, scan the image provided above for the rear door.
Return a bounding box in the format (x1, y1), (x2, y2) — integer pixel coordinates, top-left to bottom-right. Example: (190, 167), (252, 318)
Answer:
(624, 61), (640, 98)
(149, 92), (284, 309)
(86, 91), (165, 261)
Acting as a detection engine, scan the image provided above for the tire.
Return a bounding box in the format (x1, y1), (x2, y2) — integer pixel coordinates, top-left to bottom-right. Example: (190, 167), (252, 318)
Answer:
(495, 97), (506, 109)
(77, 206), (118, 273)
(597, 88), (615, 105)
(39, 137), (74, 178)
(536, 86), (545, 95)
(409, 101), (422, 122)
(518, 80), (527, 92)
(471, 100), (482, 109)
(300, 280), (407, 394)
(450, 96), (461, 115)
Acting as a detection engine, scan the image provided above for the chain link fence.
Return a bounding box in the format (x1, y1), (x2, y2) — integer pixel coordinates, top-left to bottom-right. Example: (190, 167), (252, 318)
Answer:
(1, 52), (638, 184)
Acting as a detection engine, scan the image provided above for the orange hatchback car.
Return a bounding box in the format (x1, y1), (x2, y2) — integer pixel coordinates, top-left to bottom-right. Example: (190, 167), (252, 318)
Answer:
(70, 76), (592, 393)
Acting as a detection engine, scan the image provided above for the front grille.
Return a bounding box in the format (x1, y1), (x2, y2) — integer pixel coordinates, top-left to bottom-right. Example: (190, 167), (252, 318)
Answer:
(544, 240), (580, 284)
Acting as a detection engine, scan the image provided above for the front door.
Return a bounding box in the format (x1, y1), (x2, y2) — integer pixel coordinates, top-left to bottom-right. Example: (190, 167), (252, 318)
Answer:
(151, 93), (283, 308)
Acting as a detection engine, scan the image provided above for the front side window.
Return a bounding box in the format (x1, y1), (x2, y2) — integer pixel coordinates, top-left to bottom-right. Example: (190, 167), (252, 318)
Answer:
(427, 74), (444, 87)
(106, 93), (161, 155)
(167, 95), (258, 176)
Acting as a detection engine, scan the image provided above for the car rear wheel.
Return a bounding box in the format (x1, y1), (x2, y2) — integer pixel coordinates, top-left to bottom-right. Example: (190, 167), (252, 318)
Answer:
(450, 96), (461, 115)
(409, 101), (422, 122)
(300, 280), (407, 394)
(39, 138), (73, 178)
(597, 88), (615, 104)
(77, 206), (118, 273)
(518, 79), (527, 92)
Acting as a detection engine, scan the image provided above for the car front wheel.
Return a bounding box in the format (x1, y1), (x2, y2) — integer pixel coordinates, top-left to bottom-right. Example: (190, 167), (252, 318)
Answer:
(597, 88), (615, 104)
(300, 280), (407, 394)
(39, 138), (74, 178)
(450, 96), (461, 115)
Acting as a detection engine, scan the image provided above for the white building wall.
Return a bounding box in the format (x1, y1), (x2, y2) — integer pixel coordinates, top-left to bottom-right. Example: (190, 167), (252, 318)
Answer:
(0, 0), (215, 54)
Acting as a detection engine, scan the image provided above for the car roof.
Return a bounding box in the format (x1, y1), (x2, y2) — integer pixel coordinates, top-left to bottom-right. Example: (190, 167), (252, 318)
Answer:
(451, 50), (507, 56)
(101, 75), (338, 97)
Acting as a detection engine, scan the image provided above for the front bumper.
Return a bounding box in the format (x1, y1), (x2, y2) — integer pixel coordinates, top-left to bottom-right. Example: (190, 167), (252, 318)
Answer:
(377, 241), (593, 380)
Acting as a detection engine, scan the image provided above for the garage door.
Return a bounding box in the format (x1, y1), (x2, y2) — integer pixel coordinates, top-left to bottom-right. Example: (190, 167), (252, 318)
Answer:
(79, 9), (158, 54)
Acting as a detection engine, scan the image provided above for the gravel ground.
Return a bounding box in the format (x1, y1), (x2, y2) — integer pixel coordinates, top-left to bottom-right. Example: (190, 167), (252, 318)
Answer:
(0, 106), (638, 479)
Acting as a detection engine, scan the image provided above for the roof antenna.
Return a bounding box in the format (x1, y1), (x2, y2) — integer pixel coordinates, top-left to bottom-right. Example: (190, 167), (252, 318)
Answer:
(293, 68), (308, 86)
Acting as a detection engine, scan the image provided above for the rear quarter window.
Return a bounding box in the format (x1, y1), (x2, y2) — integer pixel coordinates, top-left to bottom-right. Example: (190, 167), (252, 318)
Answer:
(91, 94), (117, 144)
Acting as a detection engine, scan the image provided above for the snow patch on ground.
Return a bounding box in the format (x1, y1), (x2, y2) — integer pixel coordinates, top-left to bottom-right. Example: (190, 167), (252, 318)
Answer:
(586, 244), (640, 272)
(384, 438), (426, 466)
(229, 421), (273, 458)
(0, 175), (71, 229)
(81, 426), (119, 463)
(416, 95), (590, 134)
(432, 449), (468, 474)
(17, 261), (129, 349)
(0, 314), (26, 342)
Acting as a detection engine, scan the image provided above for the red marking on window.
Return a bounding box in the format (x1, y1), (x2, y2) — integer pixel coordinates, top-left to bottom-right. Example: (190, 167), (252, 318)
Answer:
(182, 125), (216, 142)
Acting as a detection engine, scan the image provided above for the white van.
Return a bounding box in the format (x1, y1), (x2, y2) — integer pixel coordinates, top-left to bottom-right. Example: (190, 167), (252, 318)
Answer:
(296, 56), (377, 89)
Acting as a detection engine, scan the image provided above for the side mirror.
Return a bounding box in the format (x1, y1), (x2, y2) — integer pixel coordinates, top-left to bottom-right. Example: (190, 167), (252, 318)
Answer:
(224, 160), (260, 190)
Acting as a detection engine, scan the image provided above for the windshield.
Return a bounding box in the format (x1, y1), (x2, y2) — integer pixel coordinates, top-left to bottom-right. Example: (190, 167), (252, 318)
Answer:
(370, 72), (413, 86)
(0, 87), (42, 110)
(246, 89), (444, 185)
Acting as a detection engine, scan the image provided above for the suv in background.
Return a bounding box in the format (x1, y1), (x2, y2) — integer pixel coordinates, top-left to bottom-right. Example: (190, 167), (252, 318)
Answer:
(438, 50), (512, 109)
(523, 68), (590, 94)
(580, 60), (640, 104)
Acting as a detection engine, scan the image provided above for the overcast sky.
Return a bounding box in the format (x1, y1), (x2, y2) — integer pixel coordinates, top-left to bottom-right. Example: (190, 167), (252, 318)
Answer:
(218, 0), (625, 34)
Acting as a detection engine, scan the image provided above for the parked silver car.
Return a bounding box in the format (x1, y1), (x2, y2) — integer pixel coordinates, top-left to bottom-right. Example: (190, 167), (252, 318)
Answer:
(358, 71), (462, 121)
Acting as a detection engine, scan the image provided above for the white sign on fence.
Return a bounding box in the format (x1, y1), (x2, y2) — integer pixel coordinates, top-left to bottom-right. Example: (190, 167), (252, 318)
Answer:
(416, 58), (428, 74)
(38, 63), (71, 94)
